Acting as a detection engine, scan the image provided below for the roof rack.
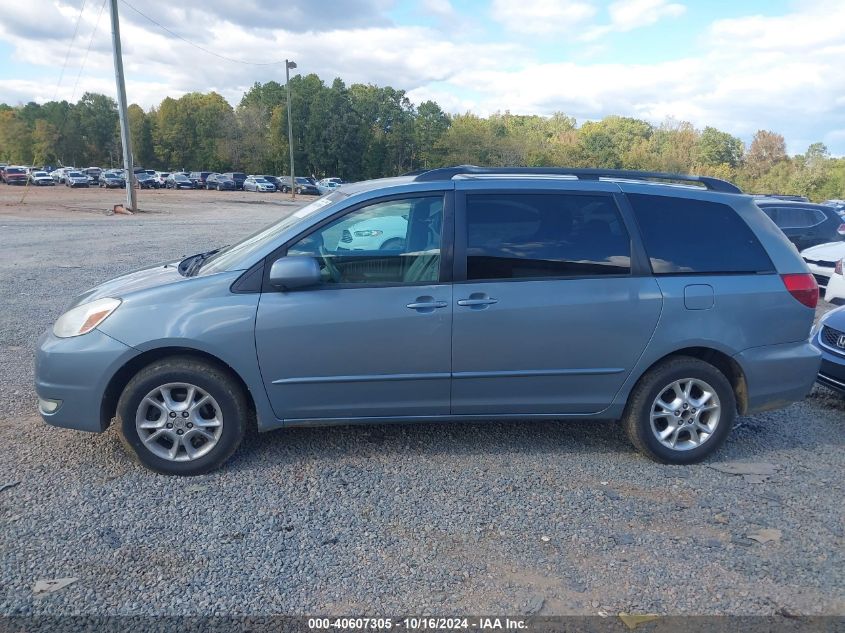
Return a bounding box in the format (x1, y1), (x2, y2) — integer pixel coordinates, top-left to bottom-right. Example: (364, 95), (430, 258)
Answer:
(413, 165), (742, 193)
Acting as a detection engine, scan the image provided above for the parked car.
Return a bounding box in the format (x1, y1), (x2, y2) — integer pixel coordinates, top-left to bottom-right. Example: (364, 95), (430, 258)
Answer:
(244, 176), (277, 192)
(50, 168), (68, 183)
(84, 167), (102, 185)
(205, 173), (235, 191)
(165, 173), (195, 189)
(822, 200), (845, 218)
(278, 176), (319, 195)
(755, 199), (845, 251)
(64, 171), (90, 188)
(752, 194), (810, 202)
(189, 171), (213, 188)
(317, 180), (343, 195)
(813, 305), (845, 395)
(801, 242), (845, 305)
(135, 172), (159, 189)
(154, 172), (170, 187)
(28, 171), (55, 186)
(221, 172), (247, 190)
(99, 171), (125, 188)
(34, 167), (822, 475)
(336, 213), (407, 250)
(256, 175), (284, 190)
(2, 166), (28, 185)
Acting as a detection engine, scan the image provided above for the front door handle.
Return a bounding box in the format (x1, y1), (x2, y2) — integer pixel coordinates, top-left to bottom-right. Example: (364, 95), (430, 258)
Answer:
(457, 293), (498, 308)
(406, 296), (448, 312)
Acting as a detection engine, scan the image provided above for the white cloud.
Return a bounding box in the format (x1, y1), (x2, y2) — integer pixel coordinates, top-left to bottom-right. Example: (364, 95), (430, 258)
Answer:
(582, 0), (685, 40)
(491, 0), (597, 36)
(0, 0), (843, 154)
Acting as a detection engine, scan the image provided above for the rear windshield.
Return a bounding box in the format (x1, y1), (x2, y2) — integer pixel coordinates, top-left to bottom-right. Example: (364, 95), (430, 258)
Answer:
(628, 194), (773, 274)
(6, 168), (24, 174)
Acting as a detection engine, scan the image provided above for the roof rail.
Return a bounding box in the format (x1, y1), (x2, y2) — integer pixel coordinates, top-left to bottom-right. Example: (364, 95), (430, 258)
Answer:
(413, 165), (742, 193)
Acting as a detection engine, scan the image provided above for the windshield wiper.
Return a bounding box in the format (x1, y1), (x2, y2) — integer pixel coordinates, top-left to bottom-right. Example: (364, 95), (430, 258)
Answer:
(178, 248), (222, 277)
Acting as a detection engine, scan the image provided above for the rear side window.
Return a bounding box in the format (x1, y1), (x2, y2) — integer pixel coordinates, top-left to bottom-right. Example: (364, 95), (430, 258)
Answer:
(628, 194), (773, 274)
(465, 193), (631, 280)
(765, 206), (826, 228)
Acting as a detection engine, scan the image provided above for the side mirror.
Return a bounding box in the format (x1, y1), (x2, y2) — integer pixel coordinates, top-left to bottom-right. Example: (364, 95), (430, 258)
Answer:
(268, 257), (321, 290)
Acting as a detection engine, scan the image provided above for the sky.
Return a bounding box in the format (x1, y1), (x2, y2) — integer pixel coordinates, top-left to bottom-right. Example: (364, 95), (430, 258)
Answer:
(1, 0), (844, 155)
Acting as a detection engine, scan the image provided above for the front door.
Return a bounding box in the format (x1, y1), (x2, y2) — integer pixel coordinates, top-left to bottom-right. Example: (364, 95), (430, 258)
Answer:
(255, 193), (452, 421)
(450, 189), (662, 415)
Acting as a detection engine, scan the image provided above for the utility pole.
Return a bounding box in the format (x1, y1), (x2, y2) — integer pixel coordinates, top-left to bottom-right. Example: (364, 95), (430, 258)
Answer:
(285, 59), (297, 201)
(109, 0), (137, 212)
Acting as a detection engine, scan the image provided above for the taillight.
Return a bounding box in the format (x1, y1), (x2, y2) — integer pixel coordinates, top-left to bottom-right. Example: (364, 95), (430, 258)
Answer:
(838, 224), (845, 236)
(836, 259), (844, 276)
(781, 273), (819, 308)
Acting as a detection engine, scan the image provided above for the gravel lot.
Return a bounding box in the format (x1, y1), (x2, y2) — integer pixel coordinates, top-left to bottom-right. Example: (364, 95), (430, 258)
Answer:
(0, 186), (843, 618)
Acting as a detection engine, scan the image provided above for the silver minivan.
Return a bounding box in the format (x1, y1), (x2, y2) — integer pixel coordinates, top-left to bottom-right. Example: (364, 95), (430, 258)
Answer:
(35, 167), (822, 475)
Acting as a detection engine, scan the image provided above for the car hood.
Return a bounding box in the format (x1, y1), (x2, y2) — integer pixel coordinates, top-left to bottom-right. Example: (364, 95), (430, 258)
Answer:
(801, 242), (845, 260)
(67, 261), (186, 309)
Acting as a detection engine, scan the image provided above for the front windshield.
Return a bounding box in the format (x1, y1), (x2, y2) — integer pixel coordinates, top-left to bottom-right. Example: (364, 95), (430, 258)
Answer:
(254, 178), (268, 183)
(199, 190), (349, 275)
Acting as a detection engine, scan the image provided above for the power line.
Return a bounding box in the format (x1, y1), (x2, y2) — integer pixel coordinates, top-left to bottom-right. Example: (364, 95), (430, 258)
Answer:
(53, 0), (89, 100)
(119, 0), (290, 66)
(71, 0), (108, 102)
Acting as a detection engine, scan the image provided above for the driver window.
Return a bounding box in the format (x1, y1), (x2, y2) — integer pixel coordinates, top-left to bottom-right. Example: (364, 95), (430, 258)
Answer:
(286, 196), (444, 285)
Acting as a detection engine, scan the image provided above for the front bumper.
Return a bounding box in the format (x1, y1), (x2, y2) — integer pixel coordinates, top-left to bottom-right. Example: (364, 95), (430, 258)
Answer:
(35, 328), (138, 432)
(814, 331), (845, 394)
(823, 273), (845, 305)
(733, 340), (821, 414)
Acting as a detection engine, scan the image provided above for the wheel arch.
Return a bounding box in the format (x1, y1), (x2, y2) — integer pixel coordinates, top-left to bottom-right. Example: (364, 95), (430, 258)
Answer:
(100, 346), (257, 430)
(628, 346), (749, 415)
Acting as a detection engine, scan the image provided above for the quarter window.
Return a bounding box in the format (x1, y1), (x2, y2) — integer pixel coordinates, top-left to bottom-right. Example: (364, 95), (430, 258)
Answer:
(628, 194), (773, 274)
(287, 196), (443, 285)
(464, 193), (631, 280)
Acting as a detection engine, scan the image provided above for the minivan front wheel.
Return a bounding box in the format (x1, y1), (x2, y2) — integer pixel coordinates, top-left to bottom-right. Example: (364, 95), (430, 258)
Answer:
(116, 357), (248, 475)
(622, 357), (735, 464)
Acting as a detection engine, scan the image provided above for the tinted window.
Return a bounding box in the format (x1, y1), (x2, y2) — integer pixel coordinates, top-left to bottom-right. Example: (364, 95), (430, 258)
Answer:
(287, 196), (443, 285)
(465, 193), (631, 280)
(629, 194), (772, 274)
(767, 206), (825, 228)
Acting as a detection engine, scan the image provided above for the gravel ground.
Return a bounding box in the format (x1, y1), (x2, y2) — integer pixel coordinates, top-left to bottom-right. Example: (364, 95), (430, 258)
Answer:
(0, 189), (843, 618)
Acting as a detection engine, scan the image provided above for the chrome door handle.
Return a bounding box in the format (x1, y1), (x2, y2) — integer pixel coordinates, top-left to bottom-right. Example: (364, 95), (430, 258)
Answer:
(457, 298), (498, 306)
(406, 301), (448, 309)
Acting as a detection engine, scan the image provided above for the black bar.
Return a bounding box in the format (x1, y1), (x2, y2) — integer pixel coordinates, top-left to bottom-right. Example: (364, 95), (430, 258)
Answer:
(413, 165), (742, 193)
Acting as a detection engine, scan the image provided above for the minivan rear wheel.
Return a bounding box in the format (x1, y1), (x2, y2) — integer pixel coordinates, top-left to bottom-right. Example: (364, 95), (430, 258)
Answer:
(622, 357), (735, 464)
(116, 357), (248, 475)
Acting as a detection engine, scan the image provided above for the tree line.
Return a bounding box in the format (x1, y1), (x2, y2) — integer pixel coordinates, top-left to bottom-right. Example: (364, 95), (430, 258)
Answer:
(1, 74), (843, 201)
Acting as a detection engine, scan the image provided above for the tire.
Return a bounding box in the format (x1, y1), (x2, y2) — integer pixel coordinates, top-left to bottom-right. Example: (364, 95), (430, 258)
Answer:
(116, 356), (249, 475)
(621, 356), (735, 465)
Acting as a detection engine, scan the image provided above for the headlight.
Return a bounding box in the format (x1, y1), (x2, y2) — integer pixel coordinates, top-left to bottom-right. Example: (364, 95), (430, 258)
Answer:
(354, 230), (383, 237)
(53, 298), (121, 338)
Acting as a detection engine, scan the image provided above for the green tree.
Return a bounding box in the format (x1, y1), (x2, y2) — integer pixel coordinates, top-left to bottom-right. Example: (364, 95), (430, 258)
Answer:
(696, 126), (743, 168)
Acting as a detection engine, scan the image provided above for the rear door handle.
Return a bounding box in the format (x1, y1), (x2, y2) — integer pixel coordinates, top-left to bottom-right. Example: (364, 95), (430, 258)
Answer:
(457, 293), (498, 309)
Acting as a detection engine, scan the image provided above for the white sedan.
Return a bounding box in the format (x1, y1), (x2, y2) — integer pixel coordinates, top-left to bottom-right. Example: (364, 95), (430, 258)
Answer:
(802, 241), (845, 305)
(29, 171), (56, 186)
(336, 214), (407, 251)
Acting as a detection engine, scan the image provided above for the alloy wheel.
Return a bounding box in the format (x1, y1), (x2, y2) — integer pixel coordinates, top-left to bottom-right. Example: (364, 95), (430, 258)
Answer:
(135, 382), (223, 461)
(649, 378), (721, 451)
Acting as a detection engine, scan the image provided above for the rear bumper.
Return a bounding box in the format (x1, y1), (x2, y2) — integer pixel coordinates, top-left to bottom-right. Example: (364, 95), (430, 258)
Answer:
(734, 341), (821, 414)
(35, 329), (138, 432)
